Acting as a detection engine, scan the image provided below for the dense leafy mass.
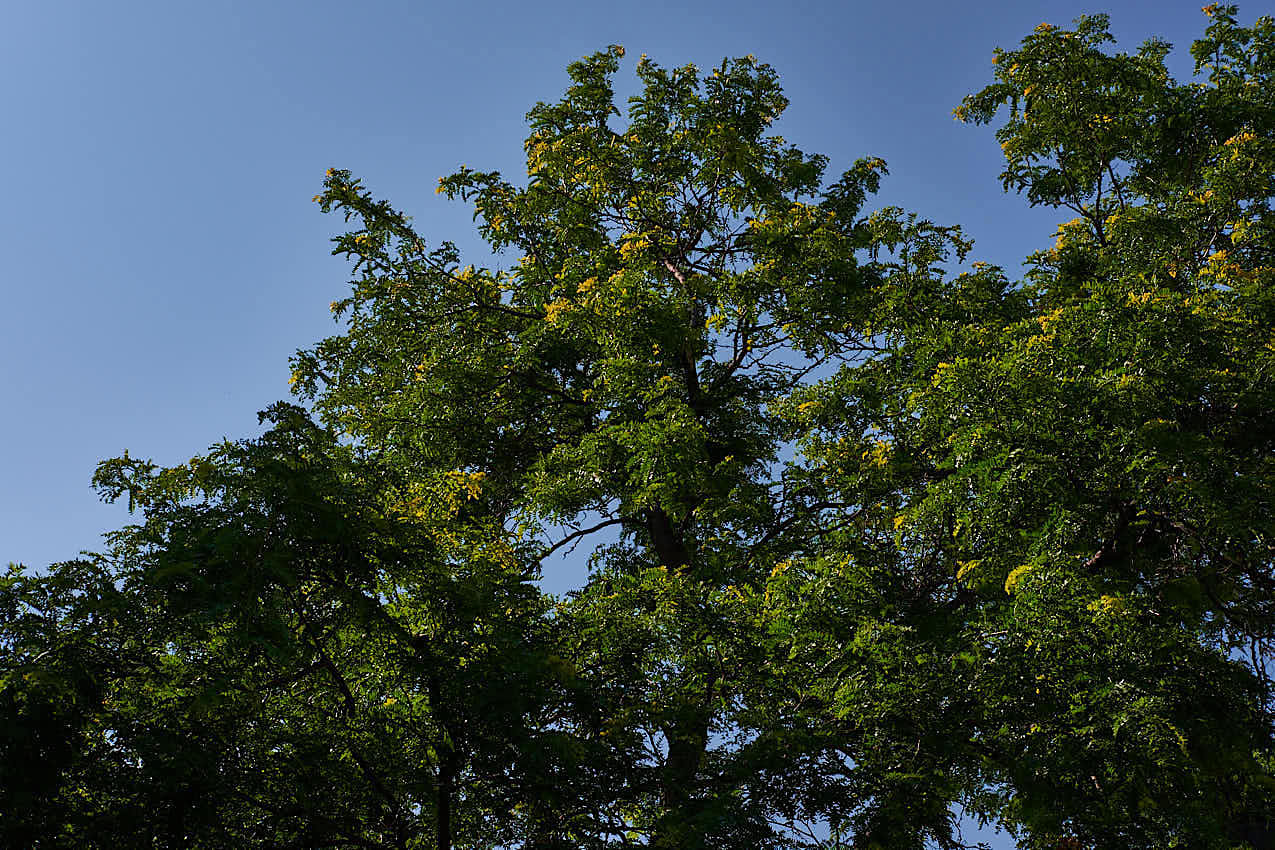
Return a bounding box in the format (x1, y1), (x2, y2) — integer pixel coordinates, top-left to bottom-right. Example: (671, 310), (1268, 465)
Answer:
(5, 7), (1275, 848)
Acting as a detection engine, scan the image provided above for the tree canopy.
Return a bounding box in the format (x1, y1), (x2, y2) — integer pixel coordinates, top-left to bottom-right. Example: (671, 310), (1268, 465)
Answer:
(5, 6), (1275, 849)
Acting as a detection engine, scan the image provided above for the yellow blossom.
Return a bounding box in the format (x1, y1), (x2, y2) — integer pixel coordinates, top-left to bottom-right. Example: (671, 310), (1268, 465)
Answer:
(1037, 307), (1066, 328)
(544, 299), (572, 324)
(861, 440), (891, 468)
(1004, 564), (1035, 595)
(445, 469), (486, 501)
(1089, 594), (1128, 616)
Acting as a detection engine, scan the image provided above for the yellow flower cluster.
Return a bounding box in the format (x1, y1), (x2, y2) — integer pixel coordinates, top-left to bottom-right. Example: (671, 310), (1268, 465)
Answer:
(1004, 563), (1035, 595)
(931, 361), (955, 387)
(445, 469), (486, 501)
(1037, 307), (1067, 328)
(544, 299), (572, 324)
(861, 440), (891, 469)
(1088, 594), (1129, 616)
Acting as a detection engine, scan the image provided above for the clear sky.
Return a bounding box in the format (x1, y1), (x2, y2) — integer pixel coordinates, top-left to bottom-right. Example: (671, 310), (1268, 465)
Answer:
(0, 2), (1239, 843)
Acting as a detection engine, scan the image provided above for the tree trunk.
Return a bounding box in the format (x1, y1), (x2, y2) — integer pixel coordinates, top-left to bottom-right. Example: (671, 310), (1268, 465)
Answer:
(437, 754), (456, 850)
(645, 508), (690, 570)
(652, 664), (719, 850)
(643, 506), (716, 847)
(652, 709), (711, 849)
(428, 672), (459, 850)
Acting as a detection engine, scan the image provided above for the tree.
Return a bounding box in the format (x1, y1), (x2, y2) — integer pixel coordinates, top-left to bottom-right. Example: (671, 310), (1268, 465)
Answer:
(4, 8), (1274, 848)
(5, 407), (561, 849)
(293, 45), (893, 848)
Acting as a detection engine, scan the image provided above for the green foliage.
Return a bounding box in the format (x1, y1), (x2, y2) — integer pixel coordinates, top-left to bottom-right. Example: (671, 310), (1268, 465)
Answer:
(6, 8), (1275, 848)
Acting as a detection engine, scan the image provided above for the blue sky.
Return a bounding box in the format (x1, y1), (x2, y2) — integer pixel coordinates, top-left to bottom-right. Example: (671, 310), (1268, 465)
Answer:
(4, 0), (1221, 571)
(0, 2), (1237, 841)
